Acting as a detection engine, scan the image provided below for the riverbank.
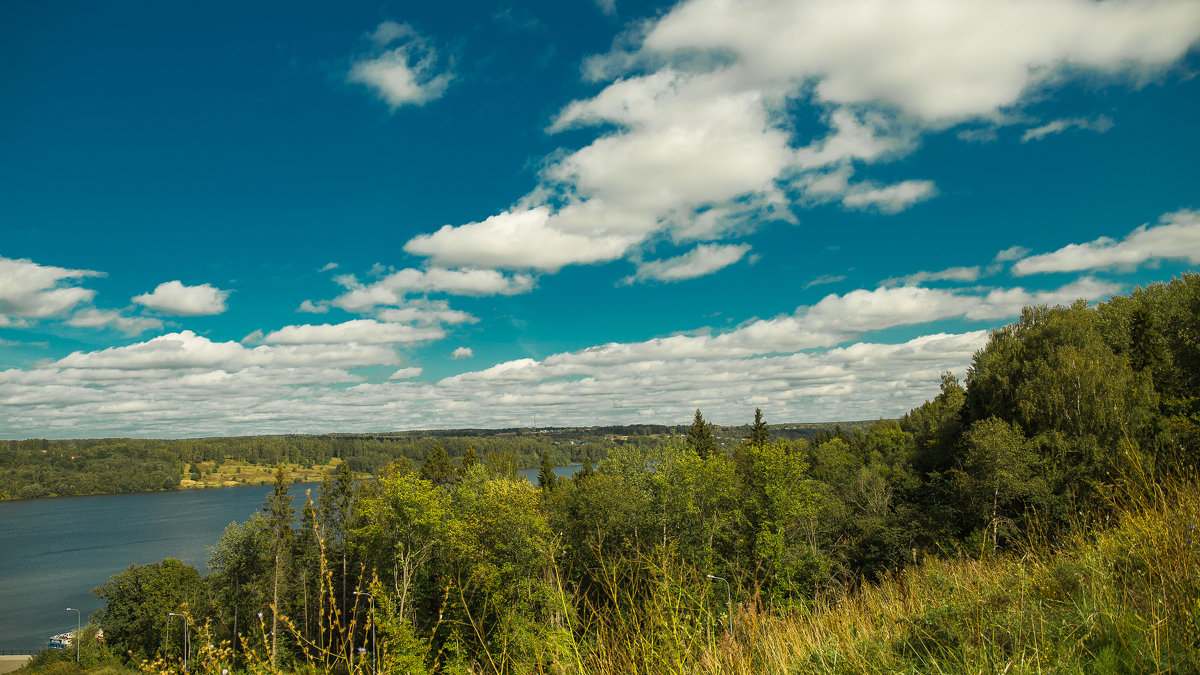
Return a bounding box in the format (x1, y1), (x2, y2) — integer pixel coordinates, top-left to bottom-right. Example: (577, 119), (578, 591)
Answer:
(0, 460), (352, 502)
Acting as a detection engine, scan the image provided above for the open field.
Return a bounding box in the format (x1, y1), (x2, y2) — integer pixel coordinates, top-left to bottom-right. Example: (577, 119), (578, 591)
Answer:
(178, 459), (345, 489)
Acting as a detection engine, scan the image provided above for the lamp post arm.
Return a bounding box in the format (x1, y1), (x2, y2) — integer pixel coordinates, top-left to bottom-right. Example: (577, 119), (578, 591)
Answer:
(706, 575), (733, 634)
(66, 608), (80, 664)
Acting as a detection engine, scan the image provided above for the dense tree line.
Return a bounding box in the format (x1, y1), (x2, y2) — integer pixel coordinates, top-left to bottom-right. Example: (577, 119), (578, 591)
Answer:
(0, 441), (182, 499)
(73, 275), (1200, 671)
(0, 429), (671, 500)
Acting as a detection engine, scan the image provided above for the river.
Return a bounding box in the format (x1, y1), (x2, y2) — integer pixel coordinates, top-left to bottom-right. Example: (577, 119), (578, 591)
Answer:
(0, 465), (581, 651)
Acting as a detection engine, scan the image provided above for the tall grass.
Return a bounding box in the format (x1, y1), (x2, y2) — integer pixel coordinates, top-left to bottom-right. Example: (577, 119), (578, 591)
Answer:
(564, 475), (1200, 674)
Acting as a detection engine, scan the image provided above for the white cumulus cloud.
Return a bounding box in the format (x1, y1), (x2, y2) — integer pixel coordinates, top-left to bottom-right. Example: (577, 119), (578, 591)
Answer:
(405, 207), (642, 271)
(375, 302), (478, 326)
(330, 267), (534, 312)
(298, 300), (329, 314)
(1013, 209), (1200, 275)
(65, 309), (163, 335)
(133, 280), (230, 316)
(0, 272), (1127, 437)
(369, 20), (413, 46)
(349, 23), (452, 109)
(624, 243), (751, 284)
(841, 180), (938, 214)
(0, 256), (101, 323)
(399, 0), (1200, 278)
(53, 330), (399, 371)
(641, 0), (1200, 121)
(259, 319), (444, 345)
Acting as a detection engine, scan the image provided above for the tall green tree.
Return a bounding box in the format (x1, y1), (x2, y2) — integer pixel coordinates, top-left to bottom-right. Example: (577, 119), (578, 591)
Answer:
(734, 441), (822, 600)
(484, 449), (519, 480)
(575, 447), (594, 482)
(687, 409), (718, 459)
(317, 462), (356, 650)
(263, 465), (295, 668)
(965, 302), (1157, 511)
(352, 465), (450, 623)
(749, 408), (770, 447)
(461, 444), (479, 472)
(446, 472), (556, 667)
(956, 417), (1047, 552)
(537, 450), (557, 492)
(420, 443), (456, 486)
(903, 373), (967, 475)
(207, 513), (272, 652)
(92, 559), (206, 660)
(1100, 275), (1200, 467)
(294, 491), (321, 642)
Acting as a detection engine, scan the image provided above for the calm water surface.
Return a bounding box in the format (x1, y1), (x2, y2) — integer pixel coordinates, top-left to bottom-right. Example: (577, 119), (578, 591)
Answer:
(0, 467), (583, 651)
(517, 464), (581, 485)
(0, 482), (319, 651)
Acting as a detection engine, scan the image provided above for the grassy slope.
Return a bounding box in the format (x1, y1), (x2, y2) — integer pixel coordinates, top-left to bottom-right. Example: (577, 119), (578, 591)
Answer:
(642, 479), (1200, 674)
(177, 459), (345, 489)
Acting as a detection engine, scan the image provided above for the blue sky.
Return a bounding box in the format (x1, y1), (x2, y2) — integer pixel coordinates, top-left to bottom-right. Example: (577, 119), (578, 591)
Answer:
(2, 0), (1199, 438)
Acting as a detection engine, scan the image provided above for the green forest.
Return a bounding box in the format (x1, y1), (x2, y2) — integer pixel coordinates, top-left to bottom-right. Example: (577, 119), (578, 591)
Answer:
(0, 421), (863, 500)
(18, 274), (1200, 674)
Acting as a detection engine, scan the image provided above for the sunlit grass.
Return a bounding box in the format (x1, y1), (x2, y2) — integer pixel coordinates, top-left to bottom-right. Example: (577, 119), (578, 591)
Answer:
(178, 459), (345, 489)
(564, 475), (1200, 674)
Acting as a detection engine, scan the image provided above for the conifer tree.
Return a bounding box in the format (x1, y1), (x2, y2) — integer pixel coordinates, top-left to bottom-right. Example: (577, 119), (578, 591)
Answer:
(262, 465), (294, 669)
(461, 444), (479, 471)
(420, 443), (456, 486)
(687, 409), (718, 459)
(576, 447), (594, 481)
(749, 407), (770, 447)
(537, 450), (556, 492)
(318, 462), (355, 636)
(295, 492), (319, 642)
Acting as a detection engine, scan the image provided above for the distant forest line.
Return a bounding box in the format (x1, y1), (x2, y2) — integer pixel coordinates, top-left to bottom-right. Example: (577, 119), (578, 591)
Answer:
(0, 421), (873, 500)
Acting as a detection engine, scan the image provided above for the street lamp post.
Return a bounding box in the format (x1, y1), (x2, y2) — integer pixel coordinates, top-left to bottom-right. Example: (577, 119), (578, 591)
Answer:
(354, 591), (376, 673)
(168, 613), (190, 671)
(65, 608), (80, 664)
(706, 575), (733, 634)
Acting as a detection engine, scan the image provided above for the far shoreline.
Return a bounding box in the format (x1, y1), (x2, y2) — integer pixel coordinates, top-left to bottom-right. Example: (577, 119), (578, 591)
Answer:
(0, 460), (347, 502)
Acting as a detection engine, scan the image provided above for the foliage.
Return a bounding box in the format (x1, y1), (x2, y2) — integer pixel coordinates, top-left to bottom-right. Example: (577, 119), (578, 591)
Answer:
(20, 621), (124, 673)
(0, 427), (625, 500)
(351, 464), (450, 624)
(206, 512), (272, 650)
(419, 444), (456, 487)
(537, 450), (557, 492)
(748, 407), (770, 447)
(91, 559), (207, 660)
(686, 409), (718, 459)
